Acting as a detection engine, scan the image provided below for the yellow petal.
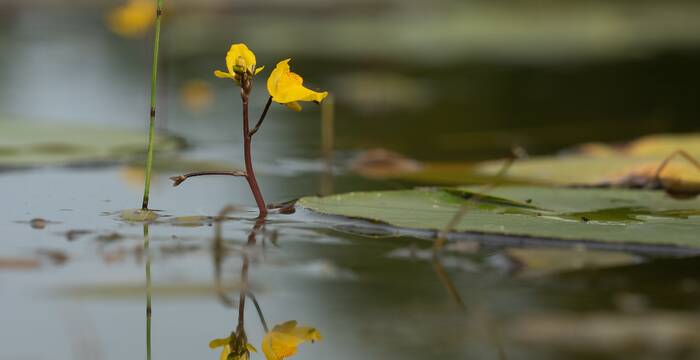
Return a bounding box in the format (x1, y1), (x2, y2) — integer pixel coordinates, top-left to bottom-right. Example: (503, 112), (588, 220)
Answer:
(272, 320), (298, 332)
(267, 59), (327, 107)
(219, 345), (231, 360)
(255, 66), (265, 75)
(267, 59), (291, 99)
(275, 85), (327, 105)
(209, 337), (230, 349)
(289, 326), (322, 342)
(262, 321), (321, 360)
(214, 70), (233, 79)
(226, 43), (257, 74)
(285, 102), (302, 112)
(263, 333), (300, 360)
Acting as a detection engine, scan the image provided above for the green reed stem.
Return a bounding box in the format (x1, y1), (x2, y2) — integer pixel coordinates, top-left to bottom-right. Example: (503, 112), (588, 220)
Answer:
(143, 224), (153, 360)
(141, 0), (164, 210)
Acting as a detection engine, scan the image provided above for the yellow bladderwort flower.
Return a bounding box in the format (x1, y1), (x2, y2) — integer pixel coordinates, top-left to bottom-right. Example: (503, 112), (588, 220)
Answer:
(209, 334), (257, 360)
(262, 321), (322, 360)
(107, 0), (155, 38)
(267, 59), (328, 112)
(214, 44), (265, 85)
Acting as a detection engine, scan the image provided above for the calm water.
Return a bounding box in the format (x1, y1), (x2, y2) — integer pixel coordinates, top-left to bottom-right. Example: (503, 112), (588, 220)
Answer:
(2, 3), (700, 360)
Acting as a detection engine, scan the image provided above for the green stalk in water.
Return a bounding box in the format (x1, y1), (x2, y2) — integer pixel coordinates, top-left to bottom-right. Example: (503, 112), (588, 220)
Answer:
(141, 0), (164, 210)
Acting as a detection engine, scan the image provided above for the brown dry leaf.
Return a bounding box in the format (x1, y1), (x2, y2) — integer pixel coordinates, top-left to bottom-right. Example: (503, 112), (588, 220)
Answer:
(509, 312), (700, 356)
(624, 133), (700, 157)
(0, 257), (41, 270)
(350, 148), (423, 178)
(36, 249), (69, 265)
(350, 134), (700, 196)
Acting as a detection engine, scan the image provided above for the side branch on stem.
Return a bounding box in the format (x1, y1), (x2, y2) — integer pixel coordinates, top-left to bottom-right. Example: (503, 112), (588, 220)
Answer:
(249, 96), (272, 137)
(170, 170), (246, 187)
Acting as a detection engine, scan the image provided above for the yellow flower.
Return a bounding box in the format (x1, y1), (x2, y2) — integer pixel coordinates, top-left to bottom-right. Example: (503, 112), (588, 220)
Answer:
(215, 44), (265, 84)
(180, 79), (214, 112)
(262, 321), (322, 360)
(267, 59), (328, 112)
(209, 335), (257, 360)
(107, 0), (155, 38)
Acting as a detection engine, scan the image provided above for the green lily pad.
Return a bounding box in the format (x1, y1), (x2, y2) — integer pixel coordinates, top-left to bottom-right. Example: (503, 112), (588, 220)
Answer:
(0, 120), (183, 169)
(119, 209), (160, 222)
(299, 186), (700, 249)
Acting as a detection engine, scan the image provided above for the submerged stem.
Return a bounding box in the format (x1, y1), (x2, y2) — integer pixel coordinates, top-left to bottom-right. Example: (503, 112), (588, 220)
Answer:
(141, 0), (164, 210)
(143, 224), (152, 360)
(237, 262), (247, 330)
(246, 291), (269, 333)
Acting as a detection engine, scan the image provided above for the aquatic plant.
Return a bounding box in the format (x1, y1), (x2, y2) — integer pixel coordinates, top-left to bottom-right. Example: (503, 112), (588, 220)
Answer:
(141, 0), (164, 210)
(210, 213), (322, 360)
(171, 44), (327, 218)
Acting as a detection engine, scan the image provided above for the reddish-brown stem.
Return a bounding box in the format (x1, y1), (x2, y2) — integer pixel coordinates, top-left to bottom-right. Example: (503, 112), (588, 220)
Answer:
(241, 86), (268, 218)
(170, 170), (246, 187)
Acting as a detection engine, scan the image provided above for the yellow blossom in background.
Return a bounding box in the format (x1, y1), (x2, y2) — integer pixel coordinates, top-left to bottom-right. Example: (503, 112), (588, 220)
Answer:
(107, 0), (155, 38)
(267, 59), (328, 111)
(120, 165), (151, 189)
(262, 321), (322, 360)
(209, 335), (257, 360)
(180, 79), (215, 113)
(214, 44), (265, 85)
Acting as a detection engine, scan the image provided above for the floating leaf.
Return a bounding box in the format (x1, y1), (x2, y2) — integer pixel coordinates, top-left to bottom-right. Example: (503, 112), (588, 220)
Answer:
(169, 216), (215, 227)
(361, 134), (700, 195)
(119, 209), (159, 222)
(0, 120), (183, 169)
(299, 186), (700, 249)
(0, 257), (41, 270)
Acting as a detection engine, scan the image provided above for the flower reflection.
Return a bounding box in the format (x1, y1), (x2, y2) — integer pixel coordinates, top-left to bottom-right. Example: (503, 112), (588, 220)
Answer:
(210, 209), (322, 359)
(210, 333), (257, 360)
(262, 321), (322, 360)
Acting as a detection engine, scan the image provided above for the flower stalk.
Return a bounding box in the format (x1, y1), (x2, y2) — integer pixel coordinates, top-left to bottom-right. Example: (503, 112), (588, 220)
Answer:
(241, 78), (268, 217)
(141, 0), (164, 210)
